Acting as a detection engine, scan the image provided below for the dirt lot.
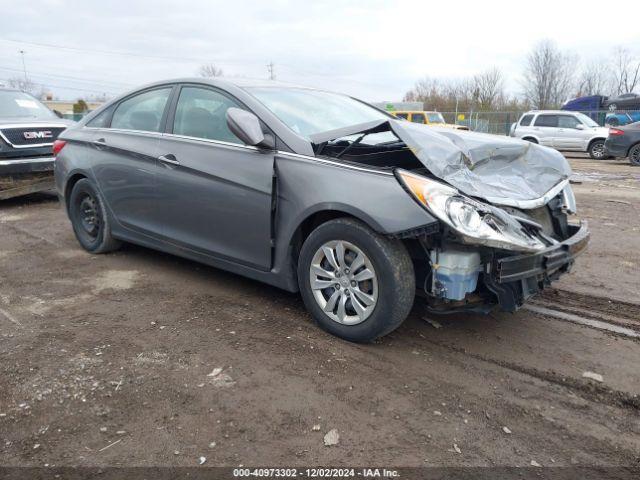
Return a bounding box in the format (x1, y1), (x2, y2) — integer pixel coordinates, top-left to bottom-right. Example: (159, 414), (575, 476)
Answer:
(1, 155), (639, 469)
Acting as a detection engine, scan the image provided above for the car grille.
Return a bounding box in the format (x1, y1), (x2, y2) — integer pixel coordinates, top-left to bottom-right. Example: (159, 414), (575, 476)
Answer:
(0, 126), (66, 148)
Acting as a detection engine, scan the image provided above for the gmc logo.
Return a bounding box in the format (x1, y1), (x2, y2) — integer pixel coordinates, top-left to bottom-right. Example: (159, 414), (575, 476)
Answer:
(23, 131), (53, 140)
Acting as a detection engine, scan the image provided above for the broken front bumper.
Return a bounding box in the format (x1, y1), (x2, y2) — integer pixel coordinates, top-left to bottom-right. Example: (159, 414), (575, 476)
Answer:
(485, 221), (590, 311)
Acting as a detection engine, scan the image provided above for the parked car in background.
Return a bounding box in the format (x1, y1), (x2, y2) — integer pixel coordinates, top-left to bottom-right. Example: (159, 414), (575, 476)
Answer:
(0, 87), (72, 199)
(54, 78), (588, 342)
(604, 122), (640, 166)
(390, 110), (469, 130)
(605, 111), (640, 127)
(605, 93), (640, 111)
(510, 110), (610, 159)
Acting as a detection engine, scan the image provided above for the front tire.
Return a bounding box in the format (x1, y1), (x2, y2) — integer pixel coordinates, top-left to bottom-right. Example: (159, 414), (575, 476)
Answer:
(68, 178), (121, 253)
(588, 139), (606, 160)
(297, 218), (415, 343)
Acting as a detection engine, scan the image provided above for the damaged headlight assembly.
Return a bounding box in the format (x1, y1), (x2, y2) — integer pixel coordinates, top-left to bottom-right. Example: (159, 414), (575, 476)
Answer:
(397, 170), (546, 253)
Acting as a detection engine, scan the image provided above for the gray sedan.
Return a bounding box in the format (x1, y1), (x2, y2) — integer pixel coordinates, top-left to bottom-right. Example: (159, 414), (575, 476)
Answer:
(54, 78), (589, 342)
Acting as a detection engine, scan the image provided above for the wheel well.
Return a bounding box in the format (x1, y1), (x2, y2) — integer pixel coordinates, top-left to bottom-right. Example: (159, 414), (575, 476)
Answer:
(290, 211), (357, 261)
(64, 173), (87, 211)
(588, 138), (606, 149)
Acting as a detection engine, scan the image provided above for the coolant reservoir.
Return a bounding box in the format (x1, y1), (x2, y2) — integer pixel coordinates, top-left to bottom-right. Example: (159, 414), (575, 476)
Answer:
(431, 247), (482, 301)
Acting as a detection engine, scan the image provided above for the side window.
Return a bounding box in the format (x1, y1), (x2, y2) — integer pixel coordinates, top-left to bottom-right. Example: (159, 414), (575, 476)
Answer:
(411, 113), (425, 123)
(173, 86), (242, 143)
(519, 114), (534, 126)
(111, 88), (172, 133)
(558, 116), (581, 129)
(534, 114), (558, 127)
(86, 105), (114, 128)
(394, 113), (408, 119)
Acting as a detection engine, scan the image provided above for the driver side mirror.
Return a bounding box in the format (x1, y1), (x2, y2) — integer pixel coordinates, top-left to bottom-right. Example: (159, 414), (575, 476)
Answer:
(575, 124), (585, 130)
(226, 108), (274, 149)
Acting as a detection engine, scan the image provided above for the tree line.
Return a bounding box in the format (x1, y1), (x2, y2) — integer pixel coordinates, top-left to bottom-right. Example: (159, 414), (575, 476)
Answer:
(403, 40), (640, 112)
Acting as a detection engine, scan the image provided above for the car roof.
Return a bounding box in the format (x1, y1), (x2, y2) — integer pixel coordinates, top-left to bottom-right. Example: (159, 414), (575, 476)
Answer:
(393, 110), (440, 114)
(524, 110), (580, 115)
(130, 76), (326, 93)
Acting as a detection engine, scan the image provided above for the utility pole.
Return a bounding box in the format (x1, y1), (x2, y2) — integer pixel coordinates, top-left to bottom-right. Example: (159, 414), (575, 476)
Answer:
(19, 50), (28, 84)
(267, 61), (275, 81)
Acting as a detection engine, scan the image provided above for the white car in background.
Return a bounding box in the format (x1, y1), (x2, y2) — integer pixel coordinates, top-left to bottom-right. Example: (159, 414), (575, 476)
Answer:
(510, 110), (610, 159)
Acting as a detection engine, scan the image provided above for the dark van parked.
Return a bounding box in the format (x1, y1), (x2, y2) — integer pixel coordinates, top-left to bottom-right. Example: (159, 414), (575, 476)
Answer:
(54, 78), (589, 342)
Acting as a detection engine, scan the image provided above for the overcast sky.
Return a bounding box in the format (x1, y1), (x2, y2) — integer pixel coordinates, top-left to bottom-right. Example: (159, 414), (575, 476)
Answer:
(1, 0), (639, 101)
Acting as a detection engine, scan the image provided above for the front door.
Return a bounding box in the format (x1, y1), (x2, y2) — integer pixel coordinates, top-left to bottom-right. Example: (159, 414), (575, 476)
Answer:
(154, 85), (274, 270)
(553, 115), (584, 150)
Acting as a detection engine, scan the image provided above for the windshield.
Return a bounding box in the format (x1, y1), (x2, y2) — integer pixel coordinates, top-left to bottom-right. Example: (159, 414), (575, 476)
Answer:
(246, 87), (389, 138)
(0, 90), (56, 120)
(427, 112), (445, 124)
(575, 112), (599, 128)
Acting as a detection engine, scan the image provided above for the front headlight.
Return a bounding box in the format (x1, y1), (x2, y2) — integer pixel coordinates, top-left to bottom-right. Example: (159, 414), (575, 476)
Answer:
(397, 170), (546, 252)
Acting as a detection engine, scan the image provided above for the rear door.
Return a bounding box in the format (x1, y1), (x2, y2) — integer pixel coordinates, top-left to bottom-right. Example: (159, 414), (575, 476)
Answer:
(153, 84), (274, 270)
(89, 86), (174, 236)
(532, 114), (558, 146)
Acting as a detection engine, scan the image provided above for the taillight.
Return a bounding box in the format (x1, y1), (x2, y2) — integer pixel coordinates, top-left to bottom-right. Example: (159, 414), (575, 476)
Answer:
(609, 128), (624, 136)
(52, 139), (67, 156)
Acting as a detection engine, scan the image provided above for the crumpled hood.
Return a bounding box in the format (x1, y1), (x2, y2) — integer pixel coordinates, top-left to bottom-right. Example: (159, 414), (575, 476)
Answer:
(390, 120), (571, 204)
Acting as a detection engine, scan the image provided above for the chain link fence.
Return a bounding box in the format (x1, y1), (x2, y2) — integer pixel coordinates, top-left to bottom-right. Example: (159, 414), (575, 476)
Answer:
(438, 109), (640, 135)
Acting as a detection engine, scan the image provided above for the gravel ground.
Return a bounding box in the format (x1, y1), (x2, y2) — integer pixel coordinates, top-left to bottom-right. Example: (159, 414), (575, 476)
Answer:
(0, 156), (639, 468)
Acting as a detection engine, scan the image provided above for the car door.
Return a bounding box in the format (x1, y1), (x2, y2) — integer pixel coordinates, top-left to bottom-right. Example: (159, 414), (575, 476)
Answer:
(410, 112), (426, 124)
(554, 115), (584, 150)
(88, 86), (174, 236)
(532, 114), (558, 146)
(153, 84), (274, 270)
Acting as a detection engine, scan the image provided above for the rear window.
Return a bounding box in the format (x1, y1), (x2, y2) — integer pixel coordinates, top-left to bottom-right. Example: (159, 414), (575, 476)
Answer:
(534, 114), (559, 127)
(519, 114), (534, 126)
(394, 113), (408, 119)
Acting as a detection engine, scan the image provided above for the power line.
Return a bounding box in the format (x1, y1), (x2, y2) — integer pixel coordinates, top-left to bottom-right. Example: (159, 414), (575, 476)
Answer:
(0, 66), (132, 89)
(0, 37), (252, 66)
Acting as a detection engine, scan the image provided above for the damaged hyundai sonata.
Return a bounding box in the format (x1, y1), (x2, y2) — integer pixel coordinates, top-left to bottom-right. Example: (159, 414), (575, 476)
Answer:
(54, 78), (589, 342)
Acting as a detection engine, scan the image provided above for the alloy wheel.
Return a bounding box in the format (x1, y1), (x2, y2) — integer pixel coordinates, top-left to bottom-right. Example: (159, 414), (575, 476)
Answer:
(591, 142), (605, 159)
(309, 240), (378, 325)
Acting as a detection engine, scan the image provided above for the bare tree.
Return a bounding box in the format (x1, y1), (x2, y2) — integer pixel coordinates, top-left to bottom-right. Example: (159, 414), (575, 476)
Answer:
(522, 40), (577, 109)
(612, 47), (640, 94)
(404, 70), (510, 112)
(577, 59), (614, 96)
(472, 68), (505, 110)
(7, 76), (38, 95)
(198, 64), (224, 78)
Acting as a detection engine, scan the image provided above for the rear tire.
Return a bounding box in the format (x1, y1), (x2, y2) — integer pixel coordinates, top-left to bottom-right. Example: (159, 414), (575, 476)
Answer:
(297, 218), (415, 343)
(588, 139), (606, 160)
(68, 178), (121, 253)
(629, 144), (640, 166)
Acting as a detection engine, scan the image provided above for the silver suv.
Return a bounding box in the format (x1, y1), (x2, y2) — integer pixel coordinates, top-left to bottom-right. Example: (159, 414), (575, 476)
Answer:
(510, 110), (610, 159)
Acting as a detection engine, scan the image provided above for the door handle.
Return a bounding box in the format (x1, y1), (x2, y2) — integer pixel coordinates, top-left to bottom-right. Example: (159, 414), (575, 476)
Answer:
(93, 138), (107, 146)
(158, 154), (180, 166)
